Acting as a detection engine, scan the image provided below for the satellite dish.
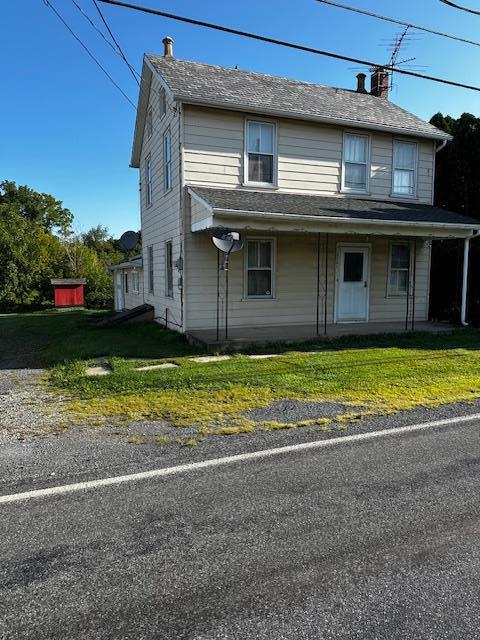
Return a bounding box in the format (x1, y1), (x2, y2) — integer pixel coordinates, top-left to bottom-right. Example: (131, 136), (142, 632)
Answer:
(119, 231), (140, 251)
(212, 230), (243, 255)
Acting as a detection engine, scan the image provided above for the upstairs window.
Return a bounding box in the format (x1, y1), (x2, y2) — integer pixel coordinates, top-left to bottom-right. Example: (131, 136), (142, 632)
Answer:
(388, 242), (410, 295)
(146, 107), (153, 138)
(343, 133), (369, 192)
(159, 88), (166, 118)
(165, 240), (173, 298)
(393, 141), (417, 197)
(164, 129), (172, 192)
(246, 121), (276, 185)
(145, 155), (152, 206)
(246, 239), (274, 298)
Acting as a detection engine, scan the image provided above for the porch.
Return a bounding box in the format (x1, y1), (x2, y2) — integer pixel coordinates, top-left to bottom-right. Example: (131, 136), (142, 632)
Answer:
(184, 186), (479, 346)
(187, 321), (457, 349)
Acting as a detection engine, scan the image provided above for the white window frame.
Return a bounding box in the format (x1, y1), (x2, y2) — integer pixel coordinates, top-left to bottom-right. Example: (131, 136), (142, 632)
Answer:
(391, 139), (418, 198)
(147, 245), (154, 294)
(244, 119), (277, 188)
(341, 131), (370, 194)
(387, 241), (411, 297)
(145, 155), (152, 207)
(132, 270), (140, 294)
(243, 237), (276, 299)
(146, 106), (153, 138)
(165, 239), (173, 298)
(163, 128), (172, 193)
(159, 87), (166, 119)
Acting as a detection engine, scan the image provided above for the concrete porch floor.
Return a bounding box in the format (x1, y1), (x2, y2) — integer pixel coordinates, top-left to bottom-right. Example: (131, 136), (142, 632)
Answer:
(187, 321), (458, 349)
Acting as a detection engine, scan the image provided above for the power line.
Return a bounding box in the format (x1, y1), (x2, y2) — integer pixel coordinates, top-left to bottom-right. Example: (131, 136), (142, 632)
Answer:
(91, 0), (140, 84)
(43, 0), (136, 108)
(97, 0), (480, 93)
(70, 0), (121, 57)
(316, 0), (480, 48)
(440, 0), (480, 16)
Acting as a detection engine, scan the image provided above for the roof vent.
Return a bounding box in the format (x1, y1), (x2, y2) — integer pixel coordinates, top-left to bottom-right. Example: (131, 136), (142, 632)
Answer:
(356, 73), (367, 94)
(163, 36), (174, 58)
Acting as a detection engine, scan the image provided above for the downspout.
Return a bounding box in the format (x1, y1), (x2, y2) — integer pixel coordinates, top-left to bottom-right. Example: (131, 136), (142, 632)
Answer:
(461, 231), (480, 326)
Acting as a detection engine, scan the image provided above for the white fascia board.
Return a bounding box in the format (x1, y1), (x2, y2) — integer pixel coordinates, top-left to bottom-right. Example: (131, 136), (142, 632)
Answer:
(176, 96), (452, 142)
(214, 208), (479, 232)
(131, 57), (178, 168)
(130, 60), (153, 168)
(187, 187), (214, 214)
(192, 216), (214, 232)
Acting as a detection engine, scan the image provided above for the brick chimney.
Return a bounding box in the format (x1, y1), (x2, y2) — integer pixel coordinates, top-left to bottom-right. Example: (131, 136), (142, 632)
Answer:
(356, 73), (367, 94)
(371, 67), (389, 99)
(163, 36), (174, 58)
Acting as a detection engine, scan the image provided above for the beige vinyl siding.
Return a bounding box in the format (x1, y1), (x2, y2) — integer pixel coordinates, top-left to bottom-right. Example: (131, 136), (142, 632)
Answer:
(183, 105), (434, 204)
(184, 224), (430, 330)
(139, 74), (183, 330)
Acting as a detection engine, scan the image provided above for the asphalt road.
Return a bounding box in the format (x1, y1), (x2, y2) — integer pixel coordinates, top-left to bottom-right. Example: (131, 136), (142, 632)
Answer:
(2, 417), (480, 639)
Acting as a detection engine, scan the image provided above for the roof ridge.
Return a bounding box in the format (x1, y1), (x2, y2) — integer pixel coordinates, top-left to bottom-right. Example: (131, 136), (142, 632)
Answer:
(146, 54), (376, 100)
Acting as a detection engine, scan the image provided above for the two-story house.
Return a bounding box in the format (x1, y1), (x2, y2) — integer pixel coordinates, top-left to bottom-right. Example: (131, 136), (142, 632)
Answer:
(124, 37), (479, 346)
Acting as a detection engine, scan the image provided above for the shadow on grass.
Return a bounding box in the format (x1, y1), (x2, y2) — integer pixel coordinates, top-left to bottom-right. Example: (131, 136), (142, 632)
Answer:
(1, 309), (480, 370)
(0, 309), (203, 369)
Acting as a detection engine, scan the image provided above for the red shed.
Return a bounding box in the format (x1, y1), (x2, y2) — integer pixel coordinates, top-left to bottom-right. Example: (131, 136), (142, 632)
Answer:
(50, 279), (87, 308)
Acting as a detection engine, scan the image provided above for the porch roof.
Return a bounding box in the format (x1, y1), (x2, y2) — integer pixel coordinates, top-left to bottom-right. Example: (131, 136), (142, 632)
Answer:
(189, 187), (479, 236)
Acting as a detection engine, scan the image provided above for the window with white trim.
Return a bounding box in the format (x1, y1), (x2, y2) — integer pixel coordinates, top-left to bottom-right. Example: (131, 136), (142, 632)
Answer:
(163, 129), (172, 192)
(343, 133), (369, 192)
(393, 141), (417, 196)
(124, 272), (129, 294)
(146, 107), (153, 138)
(159, 88), (166, 118)
(246, 121), (276, 185)
(145, 155), (152, 206)
(165, 240), (173, 298)
(388, 242), (410, 295)
(147, 245), (154, 294)
(132, 271), (139, 294)
(246, 239), (274, 298)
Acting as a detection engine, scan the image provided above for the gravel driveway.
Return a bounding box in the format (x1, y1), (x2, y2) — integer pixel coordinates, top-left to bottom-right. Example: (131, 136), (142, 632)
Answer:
(0, 368), (68, 441)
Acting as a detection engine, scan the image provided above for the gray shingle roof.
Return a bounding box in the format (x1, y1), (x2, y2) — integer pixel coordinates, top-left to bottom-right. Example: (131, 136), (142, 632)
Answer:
(189, 187), (479, 228)
(148, 56), (450, 141)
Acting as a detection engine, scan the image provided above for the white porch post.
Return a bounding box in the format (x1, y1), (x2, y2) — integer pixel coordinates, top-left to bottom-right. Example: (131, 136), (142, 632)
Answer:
(461, 237), (470, 326)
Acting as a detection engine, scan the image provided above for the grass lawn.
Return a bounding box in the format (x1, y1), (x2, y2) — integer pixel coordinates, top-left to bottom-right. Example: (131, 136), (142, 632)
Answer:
(4, 310), (480, 441)
(0, 309), (201, 366)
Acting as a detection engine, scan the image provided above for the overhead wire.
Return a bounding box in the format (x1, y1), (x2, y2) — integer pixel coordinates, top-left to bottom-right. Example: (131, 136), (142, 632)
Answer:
(43, 0), (136, 107)
(315, 0), (480, 48)
(91, 0), (141, 84)
(440, 0), (480, 16)
(97, 0), (480, 93)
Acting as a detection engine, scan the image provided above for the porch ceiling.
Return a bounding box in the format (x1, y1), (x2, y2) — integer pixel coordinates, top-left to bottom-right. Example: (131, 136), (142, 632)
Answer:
(189, 187), (479, 239)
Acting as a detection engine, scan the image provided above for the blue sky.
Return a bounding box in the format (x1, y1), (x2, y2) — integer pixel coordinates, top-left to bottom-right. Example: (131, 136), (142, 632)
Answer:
(3, 0), (480, 237)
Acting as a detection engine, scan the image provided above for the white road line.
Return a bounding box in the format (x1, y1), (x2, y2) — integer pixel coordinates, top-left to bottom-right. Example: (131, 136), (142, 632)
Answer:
(2, 412), (480, 505)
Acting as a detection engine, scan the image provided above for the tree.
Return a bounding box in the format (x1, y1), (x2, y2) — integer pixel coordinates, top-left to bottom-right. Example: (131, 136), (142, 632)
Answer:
(0, 181), (136, 311)
(430, 112), (480, 219)
(429, 113), (480, 323)
(0, 180), (73, 232)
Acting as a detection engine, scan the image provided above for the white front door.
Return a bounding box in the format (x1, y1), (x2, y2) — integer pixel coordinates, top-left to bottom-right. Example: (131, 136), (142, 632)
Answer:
(115, 271), (124, 311)
(336, 246), (370, 322)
